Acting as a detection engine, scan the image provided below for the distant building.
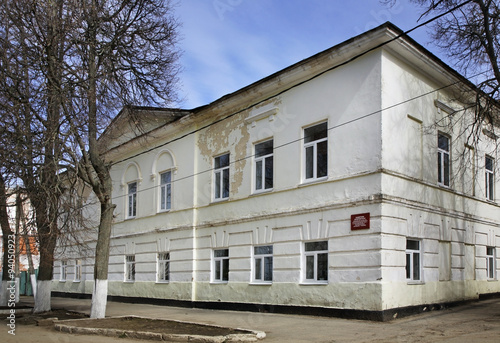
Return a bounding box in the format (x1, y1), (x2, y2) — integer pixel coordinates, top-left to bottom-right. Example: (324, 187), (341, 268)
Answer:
(0, 190), (39, 276)
(52, 22), (499, 320)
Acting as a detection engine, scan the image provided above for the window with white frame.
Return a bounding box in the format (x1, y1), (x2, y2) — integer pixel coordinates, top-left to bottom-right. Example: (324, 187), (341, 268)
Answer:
(438, 133), (450, 187)
(406, 239), (421, 281)
(127, 182), (137, 218)
(160, 171), (172, 211)
(253, 245), (273, 282)
(60, 260), (67, 281)
(487, 246), (496, 279)
(157, 252), (170, 282)
(125, 255), (135, 281)
(304, 122), (328, 181)
(214, 154), (230, 200)
(213, 249), (229, 282)
(304, 241), (328, 283)
(74, 259), (82, 281)
(255, 140), (273, 192)
(486, 156), (494, 201)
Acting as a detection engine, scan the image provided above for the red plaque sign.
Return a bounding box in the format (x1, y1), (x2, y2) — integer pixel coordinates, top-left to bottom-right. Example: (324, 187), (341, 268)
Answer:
(351, 213), (370, 230)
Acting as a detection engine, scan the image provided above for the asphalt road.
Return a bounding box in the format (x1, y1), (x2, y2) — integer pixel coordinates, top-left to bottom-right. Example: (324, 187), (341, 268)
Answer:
(2, 296), (500, 342)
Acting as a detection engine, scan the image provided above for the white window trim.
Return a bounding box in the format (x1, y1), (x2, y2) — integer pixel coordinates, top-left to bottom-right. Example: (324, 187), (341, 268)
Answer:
(485, 156), (494, 201)
(303, 122), (328, 183)
(438, 133), (451, 188)
(487, 246), (496, 280)
(159, 170), (173, 212)
(252, 245), (273, 284)
(302, 241), (329, 285)
(212, 249), (229, 283)
(254, 140), (274, 194)
(74, 259), (82, 282)
(406, 239), (423, 284)
(213, 154), (230, 201)
(125, 255), (136, 282)
(127, 181), (138, 219)
(60, 260), (67, 282)
(157, 252), (170, 283)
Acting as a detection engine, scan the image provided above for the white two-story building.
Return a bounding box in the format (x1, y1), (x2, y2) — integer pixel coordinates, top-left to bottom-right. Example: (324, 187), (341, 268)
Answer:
(52, 22), (499, 320)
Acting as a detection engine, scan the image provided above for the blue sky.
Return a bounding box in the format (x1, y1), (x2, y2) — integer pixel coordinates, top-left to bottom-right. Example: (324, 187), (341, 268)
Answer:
(176, 0), (441, 109)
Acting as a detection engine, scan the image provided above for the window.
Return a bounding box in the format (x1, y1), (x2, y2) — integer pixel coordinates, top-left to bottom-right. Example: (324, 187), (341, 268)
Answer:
(214, 154), (230, 200)
(60, 260), (67, 281)
(213, 249), (229, 282)
(438, 133), (450, 187)
(157, 252), (170, 282)
(486, 156), (494, 201)
(304, 241), (328, 283)
(75, 259), (82, 281)
(160, 171), (172, 210)
(127, 182), (137, 218)
(254, 245), (273, 282)
(304, 122), (328, 181)
(406, 239), (421, 281)
(255, 140), (273, 191)
(487, 247), (496, 279)
(125, 255), (135, 281)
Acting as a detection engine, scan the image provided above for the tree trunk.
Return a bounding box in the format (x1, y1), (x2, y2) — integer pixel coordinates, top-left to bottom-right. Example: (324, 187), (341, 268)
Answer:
(0, 175), (13, 306)
(31, 193), (57, 313)
(89, 187), (115, 318)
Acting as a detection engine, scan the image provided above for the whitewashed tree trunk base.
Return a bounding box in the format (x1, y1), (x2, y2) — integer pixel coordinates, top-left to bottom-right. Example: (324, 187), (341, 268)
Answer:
(33, 280), (51, 313)
(90, 279), (108, 319)
(15, 277), (20, 303)
(0, 280), (12, 306)
(30, 274), (37, 301)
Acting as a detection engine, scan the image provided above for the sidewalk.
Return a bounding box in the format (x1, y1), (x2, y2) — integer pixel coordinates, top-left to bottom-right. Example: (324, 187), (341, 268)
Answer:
(15, 296), (500, 342)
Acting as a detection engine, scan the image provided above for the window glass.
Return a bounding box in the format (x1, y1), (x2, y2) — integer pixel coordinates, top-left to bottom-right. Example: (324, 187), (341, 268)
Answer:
(254, 245), (273, 282)
(304, 122), (328, 181)
(304, 241), (328, 282)
(214, 154), (230, 200)
(255, 140), (274, 191)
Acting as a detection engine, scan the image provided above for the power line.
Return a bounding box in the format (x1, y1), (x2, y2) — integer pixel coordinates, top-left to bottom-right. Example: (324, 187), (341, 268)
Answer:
(111, 0), (472, 167)
(106, 73), (482, 205)
(91, 1), (480, 205)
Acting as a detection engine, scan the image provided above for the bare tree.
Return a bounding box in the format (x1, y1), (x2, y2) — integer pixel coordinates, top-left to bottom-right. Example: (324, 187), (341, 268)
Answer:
(1, 0), (181, 317)
(384, 0), (500, 125)
(0, 174), (14, 306)
(381, 0), (500, 191)
(65, 0), (181, 318)
(0, 0), (72, 312)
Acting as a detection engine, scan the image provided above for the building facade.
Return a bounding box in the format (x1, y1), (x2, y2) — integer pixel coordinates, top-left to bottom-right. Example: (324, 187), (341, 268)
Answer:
(52, 23), (500, 320)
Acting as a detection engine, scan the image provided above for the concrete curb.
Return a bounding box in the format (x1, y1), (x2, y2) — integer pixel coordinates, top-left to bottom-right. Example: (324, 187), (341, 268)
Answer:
(54, 315), (266, 342)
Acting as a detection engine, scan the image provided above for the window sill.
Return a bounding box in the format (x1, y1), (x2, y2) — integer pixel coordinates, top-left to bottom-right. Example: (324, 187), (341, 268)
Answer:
(73, 280), (81, 283)
(125, 216), (136, 221)
(157, 209), (171, 214)
(407, 280), (424, 285)
(252, 188), (273, 196)
(250, 282), (272, 286)
(300, 177), (328, 187)
(300, 281), (328, 286)
(211, 198), (229, 204)
(210, 281), (228, 284)
(156, 281), (170, 284)
(59, 280), (66, 283)
(123, 280), (135, 283)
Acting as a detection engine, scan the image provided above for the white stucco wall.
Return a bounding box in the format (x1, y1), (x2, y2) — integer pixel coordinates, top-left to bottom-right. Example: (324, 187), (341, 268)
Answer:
(52, 28), (499, 314)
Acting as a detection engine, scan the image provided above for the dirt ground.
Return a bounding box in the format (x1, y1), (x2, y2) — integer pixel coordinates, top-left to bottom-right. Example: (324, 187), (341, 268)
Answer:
(1, 296), (500, 342)
(0, 309), (246, 342)
(59, 316), (248, 336)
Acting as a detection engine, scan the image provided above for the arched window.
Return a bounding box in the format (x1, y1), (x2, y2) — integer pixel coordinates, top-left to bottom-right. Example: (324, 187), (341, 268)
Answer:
(152, 150), (177, 212)
(122, 162), (142, 219)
